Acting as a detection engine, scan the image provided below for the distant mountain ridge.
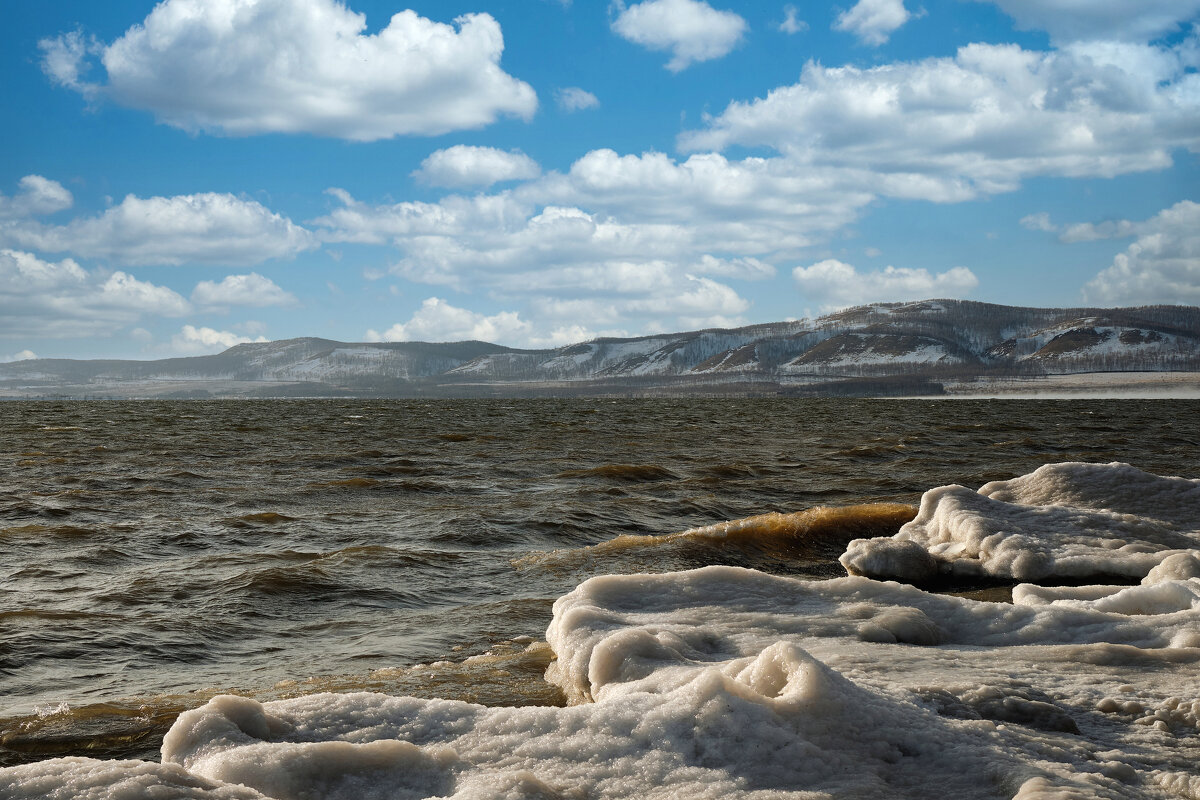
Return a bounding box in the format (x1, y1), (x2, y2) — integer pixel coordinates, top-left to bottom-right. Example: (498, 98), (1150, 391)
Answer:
(5, 300), (1200, 398)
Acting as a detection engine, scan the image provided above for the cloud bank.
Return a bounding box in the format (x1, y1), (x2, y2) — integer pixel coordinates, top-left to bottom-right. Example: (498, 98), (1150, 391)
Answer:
(681, 38), (1200, 198)
(0, 249), (189, 337)
(1082, 201), (1200, 305)
(1, 184), (316, 267)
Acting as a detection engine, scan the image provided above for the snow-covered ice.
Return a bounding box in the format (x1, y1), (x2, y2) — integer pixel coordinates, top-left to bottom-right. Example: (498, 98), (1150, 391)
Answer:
(841, 462), (1200, 582)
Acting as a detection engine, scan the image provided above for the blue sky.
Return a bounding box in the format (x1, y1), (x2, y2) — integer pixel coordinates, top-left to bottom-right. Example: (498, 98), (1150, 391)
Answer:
(2, 0), (1198, 359)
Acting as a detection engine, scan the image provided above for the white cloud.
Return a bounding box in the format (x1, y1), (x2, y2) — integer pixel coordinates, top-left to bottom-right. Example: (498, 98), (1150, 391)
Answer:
(1019, 212), (1057, 232)
(1082, 201), (1200, 305)
(1020, 210), (1149, 242)
(778, 5), (808, 34)
(535, 149), (871, 233)
(413, 146), (541, 188)
(192, 273), (298, 308)
(314, 147), (884, 336)
(0, 175), (73, 219)
(834, 0), (911, 46)
(793, 259), (979, 310)
(527, 325), (602, 348)
(681, 39), (1200, 198)
(3, 189), (316, 266)
(38, 30), (99, 95)
(977, 0), (1200, 43)
(0, 248), (189, 337)
(40, 0), (536, 141)
(694, 254), (776, 279)
(0, 350), (38, 363)
(612, 0), (748, 72)
(170, 324), (269, 355)
(366, 297), (532, 344)
(1059, 219), (1141, 243)
(556, 87), (600, 112)
(627, 274), (751, 329)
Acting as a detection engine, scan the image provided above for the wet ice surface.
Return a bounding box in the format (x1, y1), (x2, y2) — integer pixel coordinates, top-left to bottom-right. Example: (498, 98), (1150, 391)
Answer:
(6, 462), (1200, 799)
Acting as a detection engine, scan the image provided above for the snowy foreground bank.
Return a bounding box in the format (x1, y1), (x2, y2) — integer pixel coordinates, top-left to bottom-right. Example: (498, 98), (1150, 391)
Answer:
(5, 463), (1200, 800)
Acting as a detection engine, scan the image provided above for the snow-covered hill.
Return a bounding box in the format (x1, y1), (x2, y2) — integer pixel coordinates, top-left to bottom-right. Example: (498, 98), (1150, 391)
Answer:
(3, 301), (1198, 397)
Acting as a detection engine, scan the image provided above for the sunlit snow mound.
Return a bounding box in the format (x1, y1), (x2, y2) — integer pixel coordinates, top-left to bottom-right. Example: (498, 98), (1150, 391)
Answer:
(7, 560), (1200, 799)
(840, 462), (1200, 583)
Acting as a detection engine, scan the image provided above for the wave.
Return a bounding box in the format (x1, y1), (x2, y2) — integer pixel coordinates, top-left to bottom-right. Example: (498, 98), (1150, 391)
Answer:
(555, 464), (679, 481)
(517, 503), (917, 571)
(303, 477), (381, 490)
(221, 512), (298, 528)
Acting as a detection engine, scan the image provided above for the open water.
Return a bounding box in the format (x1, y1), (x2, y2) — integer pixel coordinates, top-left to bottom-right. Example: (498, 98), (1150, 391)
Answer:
(2, 398), (1197, 767)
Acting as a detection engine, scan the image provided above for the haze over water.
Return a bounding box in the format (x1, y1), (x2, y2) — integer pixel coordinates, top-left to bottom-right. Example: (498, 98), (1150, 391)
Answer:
(2, 398), (1198, 767)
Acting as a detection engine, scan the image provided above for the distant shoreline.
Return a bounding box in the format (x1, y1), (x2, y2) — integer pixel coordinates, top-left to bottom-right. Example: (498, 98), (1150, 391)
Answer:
(3, 371), (1199, 400)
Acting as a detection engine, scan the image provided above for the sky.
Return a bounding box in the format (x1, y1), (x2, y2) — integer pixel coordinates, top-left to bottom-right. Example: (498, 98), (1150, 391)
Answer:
(2, 0), (1199, 361)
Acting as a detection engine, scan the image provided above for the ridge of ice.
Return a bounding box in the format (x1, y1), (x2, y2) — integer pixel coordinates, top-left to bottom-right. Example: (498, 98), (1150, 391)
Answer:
(841, 462), (1200, 582)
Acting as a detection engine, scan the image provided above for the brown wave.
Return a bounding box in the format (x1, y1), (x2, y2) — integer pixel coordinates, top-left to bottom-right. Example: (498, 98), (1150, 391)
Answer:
(517, 503), (916, 568)
(556, 464), (678, 481)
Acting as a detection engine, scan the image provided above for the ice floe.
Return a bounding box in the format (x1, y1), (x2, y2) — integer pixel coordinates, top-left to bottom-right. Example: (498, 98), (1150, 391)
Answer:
(841, 462), (1200, 582)
(5, 561), (1199, 799)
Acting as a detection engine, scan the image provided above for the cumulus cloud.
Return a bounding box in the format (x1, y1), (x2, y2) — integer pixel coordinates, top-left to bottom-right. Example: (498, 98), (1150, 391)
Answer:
(778, 5), (808, 34)
(319, 157), (831, 264)
(316, 172), (762, 338)
(680, 39), (1200, 198)
(556, 87), (600, 112)
(413, 146), (541, 188)
(1082, 201), (1200, 305)
(2, 189), (316, 266)
(612, 0), (748, 72)
(834, 0), (911, 46)
(977, 0), (1200, 43)
(0, 175), (74, 219)
(0, 350), (38, 363)
(534, 149), (872, 233)
(792, 259), (979, 310)
(366, 297), (531, 344)
(311, 143), (905, 334)
(626, 274), (751, 329)
(40, 0), (536, 140)
(0, 248), (189, 337)
(191, 273), (298, 308)
(170, 324), (269, 355)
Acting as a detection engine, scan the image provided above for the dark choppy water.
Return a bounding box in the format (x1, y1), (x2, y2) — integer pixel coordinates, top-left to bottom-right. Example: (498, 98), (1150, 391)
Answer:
(2, 398), (1197, 765)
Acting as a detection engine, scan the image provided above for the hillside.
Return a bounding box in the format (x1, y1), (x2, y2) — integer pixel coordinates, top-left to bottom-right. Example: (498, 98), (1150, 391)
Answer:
(4, 300), (1200, 398)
